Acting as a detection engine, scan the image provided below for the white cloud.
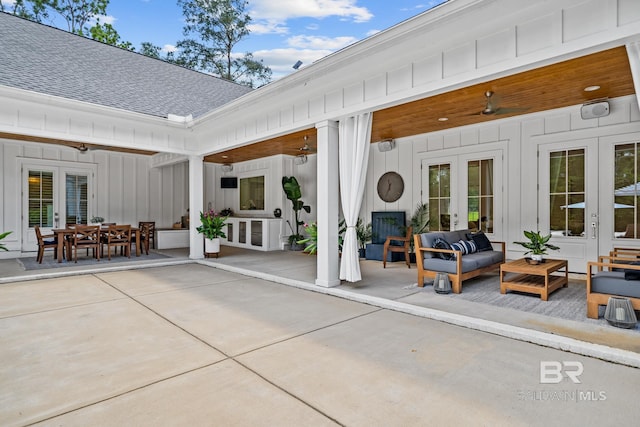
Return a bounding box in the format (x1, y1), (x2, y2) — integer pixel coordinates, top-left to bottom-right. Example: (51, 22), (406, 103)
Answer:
(161, 44), (177, 53)
(365, 29), (380, 37)
(248, 20), (288, 35)
(249, 0), (373, 34)
(95, 14), (116, 25)
(287, 35), (357, 50)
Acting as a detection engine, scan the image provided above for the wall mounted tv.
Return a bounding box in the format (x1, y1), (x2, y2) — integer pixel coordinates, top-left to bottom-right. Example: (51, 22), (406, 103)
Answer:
(221, 177), (238, 189)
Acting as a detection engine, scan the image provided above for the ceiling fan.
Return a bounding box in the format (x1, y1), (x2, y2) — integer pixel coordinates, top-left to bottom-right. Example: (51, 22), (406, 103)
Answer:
(73, 143), (103, 153)
(480, 90), (529, 115)
(298, 135), (316, 153)
(75, 143), (90, 152)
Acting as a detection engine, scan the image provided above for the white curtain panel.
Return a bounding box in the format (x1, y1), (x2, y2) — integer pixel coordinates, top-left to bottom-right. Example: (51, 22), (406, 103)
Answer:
(339, 112), (372, 282)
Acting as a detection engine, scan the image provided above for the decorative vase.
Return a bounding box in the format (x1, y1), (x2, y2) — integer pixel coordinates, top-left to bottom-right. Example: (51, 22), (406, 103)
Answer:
(205, 237), (220, 254)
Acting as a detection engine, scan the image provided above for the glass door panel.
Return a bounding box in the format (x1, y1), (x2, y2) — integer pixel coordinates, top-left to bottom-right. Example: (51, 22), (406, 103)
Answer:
(467, 159), (494, 232)
(614, 143), (640, 238)
(28, 170), (55, 228)
(428, 163), (451, 231)
(549, 149), (586, 237)
(65, 173), (89, 226)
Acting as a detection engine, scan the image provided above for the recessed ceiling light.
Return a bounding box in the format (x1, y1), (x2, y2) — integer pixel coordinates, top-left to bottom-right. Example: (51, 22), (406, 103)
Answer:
(584, 85), (601, 92)
(222, 155), (229, 158)
(438, 117), (448, 122)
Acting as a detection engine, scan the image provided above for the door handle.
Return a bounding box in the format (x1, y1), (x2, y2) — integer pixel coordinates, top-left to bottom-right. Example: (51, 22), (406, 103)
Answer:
(591, 222), (597, 238)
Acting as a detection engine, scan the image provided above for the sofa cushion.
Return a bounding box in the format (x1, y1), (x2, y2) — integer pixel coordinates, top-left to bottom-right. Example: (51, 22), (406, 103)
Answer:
(465, 251), (504, 267)
(423, 256), (481, 274)
(466, 231), (493, 251)
(591, 271), (640, 298)
(450, 241), (466, 254)
(450, 240), (477, 255)
(433, 237), (455, 260)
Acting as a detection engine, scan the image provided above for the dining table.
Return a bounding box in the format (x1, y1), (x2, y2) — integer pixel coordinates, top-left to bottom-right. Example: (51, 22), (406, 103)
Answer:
(52, 226), (142, 263)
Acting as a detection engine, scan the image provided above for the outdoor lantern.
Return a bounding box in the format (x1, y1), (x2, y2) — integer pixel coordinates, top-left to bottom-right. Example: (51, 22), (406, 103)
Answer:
(433, 272), (452, 294)
(604, 297), (638, 328)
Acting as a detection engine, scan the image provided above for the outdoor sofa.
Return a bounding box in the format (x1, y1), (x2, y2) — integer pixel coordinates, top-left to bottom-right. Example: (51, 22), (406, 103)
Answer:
(586, 248), (640, 319)
(414, 229), (505, 294)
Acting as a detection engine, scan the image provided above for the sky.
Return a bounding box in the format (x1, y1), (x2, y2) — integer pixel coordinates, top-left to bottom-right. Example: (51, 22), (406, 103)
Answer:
(2, 0), (448, 81)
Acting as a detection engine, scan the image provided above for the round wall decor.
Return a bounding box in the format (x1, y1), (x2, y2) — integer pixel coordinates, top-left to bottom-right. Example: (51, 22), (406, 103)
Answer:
(377, 171), (404, 202)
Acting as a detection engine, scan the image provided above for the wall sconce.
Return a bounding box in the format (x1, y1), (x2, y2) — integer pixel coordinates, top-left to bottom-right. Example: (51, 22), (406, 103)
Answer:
(221, 163), (233, 172)
(294, 154), (307, 165)
(377, 139), (396, 152)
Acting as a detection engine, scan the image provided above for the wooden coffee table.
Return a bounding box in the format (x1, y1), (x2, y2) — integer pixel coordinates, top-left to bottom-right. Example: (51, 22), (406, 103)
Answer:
(500, 258), (568, 301)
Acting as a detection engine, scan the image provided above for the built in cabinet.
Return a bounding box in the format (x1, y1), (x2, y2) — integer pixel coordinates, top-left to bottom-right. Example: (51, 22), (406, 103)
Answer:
(156, 228), (189, 249)
(223, 217), (283, 251)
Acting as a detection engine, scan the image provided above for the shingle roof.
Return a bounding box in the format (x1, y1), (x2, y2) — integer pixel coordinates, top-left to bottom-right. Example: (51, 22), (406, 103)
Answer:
(0, 12), (253, 119)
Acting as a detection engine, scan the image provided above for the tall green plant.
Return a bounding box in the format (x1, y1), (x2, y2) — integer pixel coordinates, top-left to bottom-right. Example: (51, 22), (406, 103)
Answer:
(282, 176), (310, 243)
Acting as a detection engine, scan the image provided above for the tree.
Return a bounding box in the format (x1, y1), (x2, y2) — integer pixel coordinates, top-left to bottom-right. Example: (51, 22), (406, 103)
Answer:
(44, 0), (108, 35)
(90, 21), (134, 50)
(176, 0), (271, 87)
(139, 42), (181, 64)
(2, 0), (132, 50)
(0, 0), (49, 21)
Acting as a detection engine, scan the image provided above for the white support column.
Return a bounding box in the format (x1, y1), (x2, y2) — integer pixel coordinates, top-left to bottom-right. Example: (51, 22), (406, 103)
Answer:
(188, 155), (204, 259)
(315, 120), (340, 287)
(627, 42), (640, 113)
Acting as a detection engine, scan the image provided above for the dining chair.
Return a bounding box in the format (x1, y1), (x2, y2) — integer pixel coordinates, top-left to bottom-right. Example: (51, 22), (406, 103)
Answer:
(71, 225), (101, 263)
(102, 224), (132, 260)
(138, 221), (156, 253)
(34, 225), (60, 263)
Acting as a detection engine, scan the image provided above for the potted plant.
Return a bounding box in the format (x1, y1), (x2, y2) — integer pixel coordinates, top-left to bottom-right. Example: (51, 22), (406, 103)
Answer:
(282, 176), (311, 250)
(0, 231), (11, 251)
(90, 216), (104, 226)
(355, 218), (371, 258)
(196, 209), (228, 254)
(514, 230), (559, 262)
(297, 222), (317, 254)
(404, 202), (429, 262)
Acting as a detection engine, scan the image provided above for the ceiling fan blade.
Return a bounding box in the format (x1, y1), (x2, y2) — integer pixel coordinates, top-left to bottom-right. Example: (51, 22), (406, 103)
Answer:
(494, 106), (530, 115)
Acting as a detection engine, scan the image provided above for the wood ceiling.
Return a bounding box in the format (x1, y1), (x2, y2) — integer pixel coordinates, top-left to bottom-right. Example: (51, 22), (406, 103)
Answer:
(0, 132), (157, 156)
(205, 46), (635, 163)
(3, 47), (634, 162)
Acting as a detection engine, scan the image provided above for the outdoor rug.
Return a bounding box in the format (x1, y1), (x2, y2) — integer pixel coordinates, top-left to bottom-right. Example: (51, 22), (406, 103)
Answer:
(409, 273), (640, 332)
(18, 251), (171, 271)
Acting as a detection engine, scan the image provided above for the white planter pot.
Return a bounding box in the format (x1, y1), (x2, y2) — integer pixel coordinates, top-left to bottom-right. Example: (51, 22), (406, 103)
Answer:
(531, 254), (543, 261)
(205, 237), (220, 254)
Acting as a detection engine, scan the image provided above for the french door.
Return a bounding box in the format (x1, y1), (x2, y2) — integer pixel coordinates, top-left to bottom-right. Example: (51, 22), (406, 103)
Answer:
(538, 139), (599, 272)
(21, 160), (96, 252)
(421, 148), (503, 239)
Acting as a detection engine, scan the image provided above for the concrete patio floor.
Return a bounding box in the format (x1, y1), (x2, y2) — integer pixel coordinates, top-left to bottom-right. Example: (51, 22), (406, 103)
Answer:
(2, 257), (640, 425)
